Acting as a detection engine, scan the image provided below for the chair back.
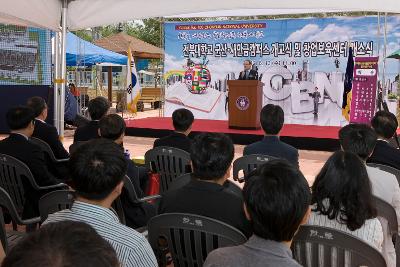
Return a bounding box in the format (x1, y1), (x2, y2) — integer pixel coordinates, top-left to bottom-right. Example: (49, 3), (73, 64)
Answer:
(0, 207), (8, 251)
(145, 147), (191, 193)
(30, 137), (58, 162)
(373, 196), (400, 267)
(0, 154), (40, 218)
(292, 225), (386, 267)
(0, 186), (38, 226)
(148, 213), (247, 267)
(233, 154), (277, 182)
(0, 207), (24, 253)
(374, 196), (398, 237)
(39, 190), (75, 222)
(367, 163), (400, 186)
(168, 173), (192, 191)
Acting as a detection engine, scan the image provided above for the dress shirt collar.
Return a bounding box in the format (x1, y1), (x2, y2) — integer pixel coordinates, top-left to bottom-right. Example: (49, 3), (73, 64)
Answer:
(245, 235), (293, 258)
(171, 131), (188, 138)
(71, 201), (119, 223)
(186, 179), (225, 192)
(377, 138), (389, 143)
(11, 132), (29, 140)
(35, 118), (46, 124)
(263, 135), (280, 142)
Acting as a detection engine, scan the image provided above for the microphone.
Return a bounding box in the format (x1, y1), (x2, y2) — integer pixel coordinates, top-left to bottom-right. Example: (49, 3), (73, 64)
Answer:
(252, 65), (259, 80)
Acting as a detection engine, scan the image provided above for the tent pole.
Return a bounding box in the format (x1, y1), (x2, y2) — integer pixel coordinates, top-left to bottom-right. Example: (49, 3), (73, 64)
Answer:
(53, 32), (60, 132)
(59, 0), (68, 140)
(377, 13), (380, 59)
(383, 12), (388, 97)
(160, 17), (165, 118)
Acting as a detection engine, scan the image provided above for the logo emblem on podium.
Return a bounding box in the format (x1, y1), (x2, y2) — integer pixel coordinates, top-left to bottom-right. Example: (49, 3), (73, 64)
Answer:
(236, 96), (250, 111)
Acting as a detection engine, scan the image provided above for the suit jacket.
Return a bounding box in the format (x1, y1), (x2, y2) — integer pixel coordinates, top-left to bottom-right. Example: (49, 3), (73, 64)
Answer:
(153, 132), (192, 153)
(158, 179), (252, 237)
(0, 134), (60, 218)
(73, 120), (100, 142)
(243, 136), (299, 167)
(33, 119), (69, 159)
(368, 140), (400, 170)
(238, 69), (258, 80)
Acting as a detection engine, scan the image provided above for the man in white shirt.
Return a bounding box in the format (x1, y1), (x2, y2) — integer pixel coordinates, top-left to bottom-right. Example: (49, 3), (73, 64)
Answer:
(339, 123), (400, 267)
(44, 139), (157, 267)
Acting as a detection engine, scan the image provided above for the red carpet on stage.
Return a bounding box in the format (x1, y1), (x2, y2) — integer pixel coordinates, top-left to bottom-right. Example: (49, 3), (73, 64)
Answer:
(125, 117), (340, 139)
(125, 117), (342, 151)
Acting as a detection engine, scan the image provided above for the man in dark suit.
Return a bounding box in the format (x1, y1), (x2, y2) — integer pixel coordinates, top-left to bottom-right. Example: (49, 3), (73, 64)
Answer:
(0, 107), (61, 218)
(27, 96), (69, 159)
(238, 60), (257, 80)
(244, 104), (299, 167)
(158, 132), (251, 237)
(99, 114), (155, 228)
(368, 111), (400, 170)
(153, 108), (194, 153)
(73, 96), (110, 142)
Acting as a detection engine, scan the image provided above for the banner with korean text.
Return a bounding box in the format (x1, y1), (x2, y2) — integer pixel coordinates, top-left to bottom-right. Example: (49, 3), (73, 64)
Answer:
(164, 16), (400, 126)
(350, 57), (379, 124)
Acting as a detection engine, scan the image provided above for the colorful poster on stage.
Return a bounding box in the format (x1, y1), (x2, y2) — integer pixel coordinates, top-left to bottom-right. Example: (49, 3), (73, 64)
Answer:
(350, 57), (379, 124)
(164, 16), (400, 126)
(0, 24), (52, 85)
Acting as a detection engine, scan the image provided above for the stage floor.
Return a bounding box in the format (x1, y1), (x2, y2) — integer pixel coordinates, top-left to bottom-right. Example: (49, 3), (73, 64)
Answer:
(125, 117), (341, 151)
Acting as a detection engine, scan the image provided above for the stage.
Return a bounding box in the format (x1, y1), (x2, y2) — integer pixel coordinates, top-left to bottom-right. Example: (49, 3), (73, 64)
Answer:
(125, 117), (341, 151)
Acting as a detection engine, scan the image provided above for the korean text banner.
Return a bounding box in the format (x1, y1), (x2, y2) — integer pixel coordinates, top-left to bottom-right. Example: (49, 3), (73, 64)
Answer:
(0, 24), (52, 86)
(350, 57), (379, 124)
(164, 16), (400, 126)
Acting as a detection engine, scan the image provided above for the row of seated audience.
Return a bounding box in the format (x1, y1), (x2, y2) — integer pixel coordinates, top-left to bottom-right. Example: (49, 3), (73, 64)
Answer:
(0, 94), (399, 266)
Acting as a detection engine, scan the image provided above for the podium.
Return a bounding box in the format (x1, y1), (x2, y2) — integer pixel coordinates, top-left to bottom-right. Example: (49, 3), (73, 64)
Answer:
(227, 80), (263, 129)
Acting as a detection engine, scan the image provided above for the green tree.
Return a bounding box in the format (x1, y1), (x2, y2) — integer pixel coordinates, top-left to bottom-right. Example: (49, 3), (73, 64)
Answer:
(73, 30), (93, 42)
(124, 19), (161, 47)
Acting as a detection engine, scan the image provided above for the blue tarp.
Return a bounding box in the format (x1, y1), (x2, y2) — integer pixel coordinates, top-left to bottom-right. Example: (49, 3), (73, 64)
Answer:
(66, 32), (127, 66)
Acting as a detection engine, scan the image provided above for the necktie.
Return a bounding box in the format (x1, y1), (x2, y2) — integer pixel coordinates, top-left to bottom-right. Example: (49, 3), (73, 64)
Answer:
(245, 70), (248, 79)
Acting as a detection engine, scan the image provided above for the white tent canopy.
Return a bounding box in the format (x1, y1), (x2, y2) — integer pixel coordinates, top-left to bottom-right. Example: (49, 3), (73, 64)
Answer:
(2, 0), (400, 31)
(1, 0), (398, 136)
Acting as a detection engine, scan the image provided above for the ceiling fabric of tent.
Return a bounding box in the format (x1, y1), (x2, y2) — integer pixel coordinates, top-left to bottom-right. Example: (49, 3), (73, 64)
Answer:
(1, 0), (400, 31)
(1, 0), (60, 30)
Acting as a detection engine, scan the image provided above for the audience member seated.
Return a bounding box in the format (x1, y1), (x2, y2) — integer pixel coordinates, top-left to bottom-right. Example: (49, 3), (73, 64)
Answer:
(243, 104), (298, 167)
(99, 114), (156, 228)
(204, 159), (311, 267)
(0, 106), (61, 218)
(43, 139), (157, 267)
(73, 96), (110, 142)
(368, 111), (400, 170)
(27, 96), (69, 159)
(339, 123), (400, 266)
(153, 108), (194, 153)
(2, 221), (119, 267)
(307, 151), (383, 251)
(158, 132), (251, 237)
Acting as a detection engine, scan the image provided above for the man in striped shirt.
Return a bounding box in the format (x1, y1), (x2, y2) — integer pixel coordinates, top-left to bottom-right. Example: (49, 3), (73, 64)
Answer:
(43, 139), (157, 267)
